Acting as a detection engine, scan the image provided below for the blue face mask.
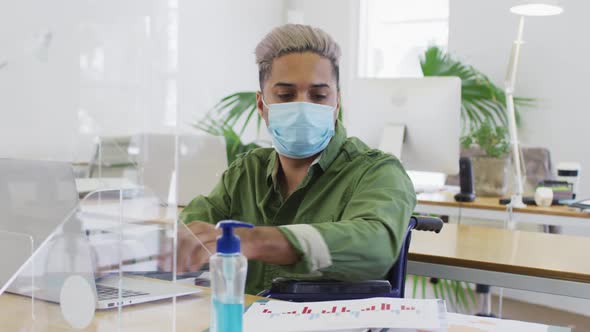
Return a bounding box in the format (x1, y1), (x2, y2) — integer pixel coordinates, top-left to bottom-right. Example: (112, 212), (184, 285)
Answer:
(263, 99), (336, 159)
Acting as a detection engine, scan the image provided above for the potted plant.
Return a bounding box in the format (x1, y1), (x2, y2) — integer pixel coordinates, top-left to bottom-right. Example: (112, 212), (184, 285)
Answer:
(461, 121), (511, 196)
(421, 45), (535, 198)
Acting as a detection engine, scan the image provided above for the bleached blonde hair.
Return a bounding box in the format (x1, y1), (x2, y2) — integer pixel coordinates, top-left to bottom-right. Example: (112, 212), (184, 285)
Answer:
(255, 24), (342, 90)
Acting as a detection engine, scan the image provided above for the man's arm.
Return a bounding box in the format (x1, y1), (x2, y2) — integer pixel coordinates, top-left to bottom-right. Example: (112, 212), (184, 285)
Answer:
(179, 170), (232, 225)
(178, 154), (414, 278)
(177, 167), (300, 271)
(277, 156), (416, 280)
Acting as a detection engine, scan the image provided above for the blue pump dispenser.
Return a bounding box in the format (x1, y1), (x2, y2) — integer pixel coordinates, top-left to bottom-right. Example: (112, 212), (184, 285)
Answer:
(210, 220), (253, 332)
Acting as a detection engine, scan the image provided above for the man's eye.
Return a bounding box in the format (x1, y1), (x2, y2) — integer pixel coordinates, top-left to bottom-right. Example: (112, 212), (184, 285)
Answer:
(312, 95), (327, 100)
(278, 94), (294, 100)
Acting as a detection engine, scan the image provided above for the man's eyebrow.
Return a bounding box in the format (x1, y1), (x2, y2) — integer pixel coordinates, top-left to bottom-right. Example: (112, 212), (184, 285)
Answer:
(272, 82), (331, 88)
(273, 82), (296, 87)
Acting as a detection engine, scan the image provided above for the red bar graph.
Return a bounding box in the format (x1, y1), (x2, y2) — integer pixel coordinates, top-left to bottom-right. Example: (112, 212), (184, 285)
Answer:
(260, 301), (413, 318)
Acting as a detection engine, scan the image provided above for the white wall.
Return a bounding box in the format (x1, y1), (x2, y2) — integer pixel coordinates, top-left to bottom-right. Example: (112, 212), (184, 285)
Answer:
(0, 0), (181, 162)
(179, 0), (285, 143)
(284, 0), (357, 127)
(449, 0), (590, 200)
(0, 0), (285, 162)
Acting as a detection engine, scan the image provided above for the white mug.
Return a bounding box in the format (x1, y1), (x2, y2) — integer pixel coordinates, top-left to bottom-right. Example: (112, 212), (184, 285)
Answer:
(534, 187), (554, 207)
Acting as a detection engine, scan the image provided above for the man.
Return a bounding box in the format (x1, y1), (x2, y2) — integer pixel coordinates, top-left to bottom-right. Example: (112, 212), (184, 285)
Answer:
(178, 24), (416, 295)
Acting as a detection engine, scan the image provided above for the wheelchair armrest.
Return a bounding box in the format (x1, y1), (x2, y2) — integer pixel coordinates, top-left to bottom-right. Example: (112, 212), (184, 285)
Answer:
(411, 216), (444, 233)
(270, 278), (391, 294)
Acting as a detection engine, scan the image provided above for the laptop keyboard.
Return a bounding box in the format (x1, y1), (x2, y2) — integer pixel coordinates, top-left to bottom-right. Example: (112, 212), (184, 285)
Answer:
(96, 284), (149, 301)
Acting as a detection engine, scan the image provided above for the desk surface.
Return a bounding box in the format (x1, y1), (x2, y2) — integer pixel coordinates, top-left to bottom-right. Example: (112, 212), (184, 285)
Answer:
(0, 287), (261, 331)
(417, 192), (590, 219)
(1, 287), (568, 332)
(409, 223), (590, 284)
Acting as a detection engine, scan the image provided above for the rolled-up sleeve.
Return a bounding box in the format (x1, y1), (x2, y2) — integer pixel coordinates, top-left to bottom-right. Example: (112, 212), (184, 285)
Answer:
(278, 156), (416, 280)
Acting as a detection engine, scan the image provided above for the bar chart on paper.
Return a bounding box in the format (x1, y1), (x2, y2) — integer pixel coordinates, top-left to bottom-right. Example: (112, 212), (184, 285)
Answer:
(261, 302), (417, 320)
(244, 298), (447, 332)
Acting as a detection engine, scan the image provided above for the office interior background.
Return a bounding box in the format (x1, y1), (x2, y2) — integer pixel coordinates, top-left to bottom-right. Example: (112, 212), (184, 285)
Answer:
(1, 0), (589, 329)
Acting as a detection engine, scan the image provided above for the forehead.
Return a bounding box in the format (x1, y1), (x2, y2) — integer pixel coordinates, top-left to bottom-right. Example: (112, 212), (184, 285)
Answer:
(266, 52), (336, 88)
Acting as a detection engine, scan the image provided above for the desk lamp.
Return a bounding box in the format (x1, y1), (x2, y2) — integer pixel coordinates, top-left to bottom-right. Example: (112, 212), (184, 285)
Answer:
(505, 1), (563, 207)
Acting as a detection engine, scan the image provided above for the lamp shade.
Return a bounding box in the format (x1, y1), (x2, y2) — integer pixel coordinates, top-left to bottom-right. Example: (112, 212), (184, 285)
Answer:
(510, 1), (563, 16)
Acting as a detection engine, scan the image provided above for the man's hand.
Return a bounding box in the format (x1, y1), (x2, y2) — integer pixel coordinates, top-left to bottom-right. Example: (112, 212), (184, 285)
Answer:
(176, 221), (300, 272)
(176, 221), (219, 272)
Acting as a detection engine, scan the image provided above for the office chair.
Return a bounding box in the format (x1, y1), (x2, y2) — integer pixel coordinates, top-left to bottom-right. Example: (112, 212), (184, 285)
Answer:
(258, 215), (443, 302)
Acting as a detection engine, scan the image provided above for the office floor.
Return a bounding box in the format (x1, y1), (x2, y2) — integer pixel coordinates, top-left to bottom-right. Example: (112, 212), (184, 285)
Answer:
(489, 295), (590, 331)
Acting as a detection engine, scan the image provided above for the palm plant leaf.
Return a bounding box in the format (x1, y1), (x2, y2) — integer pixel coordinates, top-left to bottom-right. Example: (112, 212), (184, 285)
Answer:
(411, 276), (476, 312)
(193, 92), (262, 162)
(453, 281), (470, 313)
(432, 282), (440, 299)
(219, 125), (261, 164)
(465, 281), (477, 307)
(421, 46), (534, 132)
(442, 279), (456, 309)
(412, 275), (419, 298)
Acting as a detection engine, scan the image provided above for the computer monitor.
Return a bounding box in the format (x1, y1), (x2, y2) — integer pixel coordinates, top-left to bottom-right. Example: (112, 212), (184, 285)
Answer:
(346, 77), (461, 176)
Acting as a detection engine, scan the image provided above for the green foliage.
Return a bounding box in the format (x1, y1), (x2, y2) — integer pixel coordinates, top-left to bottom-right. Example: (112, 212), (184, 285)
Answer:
(194, 92), (260, 136)
(193, 92), (261, 164)
(412, 277), (477, 313)
(220, 126), (262, 164)
(411, 212), (477, 312)
(461, 120), (510, 158)
(420, 46), (535, 133)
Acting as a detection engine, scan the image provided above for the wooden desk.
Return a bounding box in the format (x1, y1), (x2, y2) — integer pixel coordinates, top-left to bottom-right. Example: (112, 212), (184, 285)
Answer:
(2, 200), (574, 330)
(416, 192), (590, 228)
(0, 287), (261, 331)
(0, 286), (569, 332)
(408, 223), (590, 299)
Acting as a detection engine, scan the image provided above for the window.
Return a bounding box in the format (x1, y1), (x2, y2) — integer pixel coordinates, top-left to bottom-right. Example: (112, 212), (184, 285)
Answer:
(358, 0), (449, 78)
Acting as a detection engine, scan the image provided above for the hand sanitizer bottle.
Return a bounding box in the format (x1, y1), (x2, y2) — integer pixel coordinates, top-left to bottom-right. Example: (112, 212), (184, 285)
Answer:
(210, 220), (253, 332)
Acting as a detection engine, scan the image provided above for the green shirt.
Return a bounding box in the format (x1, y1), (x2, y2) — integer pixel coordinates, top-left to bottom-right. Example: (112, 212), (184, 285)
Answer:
(180, 122), (416, 294)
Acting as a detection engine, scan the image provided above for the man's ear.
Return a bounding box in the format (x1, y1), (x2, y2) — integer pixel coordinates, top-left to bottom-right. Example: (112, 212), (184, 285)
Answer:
(335, 93), (342, 122)
(256, 91), (264, 117)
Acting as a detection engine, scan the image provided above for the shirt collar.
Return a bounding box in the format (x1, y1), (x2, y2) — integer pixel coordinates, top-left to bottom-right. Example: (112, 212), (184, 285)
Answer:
(266, 121), (347, 186)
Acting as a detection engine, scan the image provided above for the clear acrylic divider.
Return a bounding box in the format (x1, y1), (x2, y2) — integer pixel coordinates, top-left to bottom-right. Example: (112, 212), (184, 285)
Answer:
(0, 184), (96, 330)
(1, 0), (220, 329)
(0, 230), (36, 324)
(0, 186), (212, 331)
(79, 187), (210, 331)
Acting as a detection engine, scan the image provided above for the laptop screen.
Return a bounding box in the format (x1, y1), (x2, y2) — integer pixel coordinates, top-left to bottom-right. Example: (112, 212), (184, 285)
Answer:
(0, 159), (80, 294)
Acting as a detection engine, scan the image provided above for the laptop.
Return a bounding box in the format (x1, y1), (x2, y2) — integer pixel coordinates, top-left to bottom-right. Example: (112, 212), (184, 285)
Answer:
(130, 133), (228, 206)
(1, 159), (200, 310)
